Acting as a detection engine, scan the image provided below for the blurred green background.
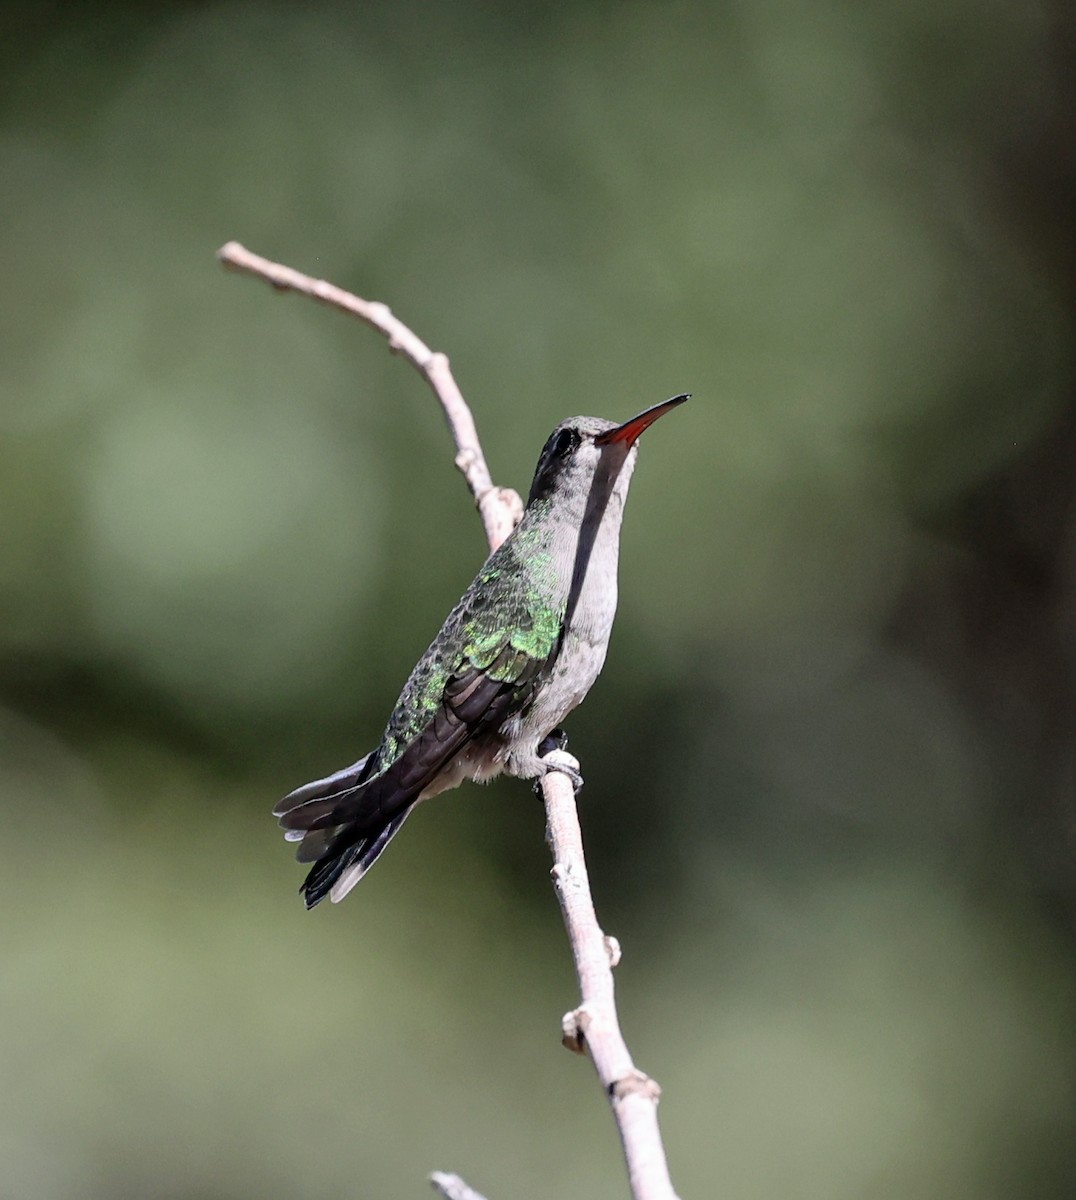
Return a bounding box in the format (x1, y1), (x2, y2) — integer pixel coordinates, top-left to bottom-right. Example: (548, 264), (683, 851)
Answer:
(3, 2), (1076, 1197)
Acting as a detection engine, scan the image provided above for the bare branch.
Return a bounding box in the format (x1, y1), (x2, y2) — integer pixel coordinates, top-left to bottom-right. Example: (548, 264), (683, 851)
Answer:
(543, 754), (682, 1200)
(429, 1171), (489, 1200)
(216, 241), (522, 550)
(220, 243), (679, 1200)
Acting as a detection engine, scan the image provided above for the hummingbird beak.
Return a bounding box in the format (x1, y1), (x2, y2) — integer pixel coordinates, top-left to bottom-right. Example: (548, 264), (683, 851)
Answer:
(594, 393), (690, 447)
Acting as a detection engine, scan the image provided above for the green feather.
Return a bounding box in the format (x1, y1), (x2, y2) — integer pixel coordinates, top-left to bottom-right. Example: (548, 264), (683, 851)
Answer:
(369, 530), (564, 777)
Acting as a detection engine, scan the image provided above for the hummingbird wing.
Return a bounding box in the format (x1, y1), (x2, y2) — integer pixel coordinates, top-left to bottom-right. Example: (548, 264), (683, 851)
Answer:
(276, 646), (544, 836)
(274, 572), (561, 905)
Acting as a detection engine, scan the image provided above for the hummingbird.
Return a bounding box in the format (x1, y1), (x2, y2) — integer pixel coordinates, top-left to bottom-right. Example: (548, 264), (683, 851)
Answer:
(275, 393), (688, 907)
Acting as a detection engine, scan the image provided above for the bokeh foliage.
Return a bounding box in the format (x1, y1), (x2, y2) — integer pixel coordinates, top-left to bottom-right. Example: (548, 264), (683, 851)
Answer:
(2, 2), (1075, 1197)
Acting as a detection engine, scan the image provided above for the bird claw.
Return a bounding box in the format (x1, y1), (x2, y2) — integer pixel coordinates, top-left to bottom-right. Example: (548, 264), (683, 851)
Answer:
(536, 747), (584, 794)
(537, 727), (570, 758)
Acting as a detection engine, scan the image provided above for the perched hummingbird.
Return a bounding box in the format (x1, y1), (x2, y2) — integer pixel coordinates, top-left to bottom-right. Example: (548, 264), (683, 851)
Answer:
(275, 393), (688, 907)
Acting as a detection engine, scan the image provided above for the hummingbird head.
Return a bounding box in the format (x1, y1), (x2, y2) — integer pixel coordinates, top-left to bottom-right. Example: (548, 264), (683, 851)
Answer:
(526, 393), (689, 509)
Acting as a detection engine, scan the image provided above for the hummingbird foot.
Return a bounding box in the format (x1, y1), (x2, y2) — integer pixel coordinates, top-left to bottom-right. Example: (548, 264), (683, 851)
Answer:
(537, 727), (570, 758)
(534, 747), (584, 794)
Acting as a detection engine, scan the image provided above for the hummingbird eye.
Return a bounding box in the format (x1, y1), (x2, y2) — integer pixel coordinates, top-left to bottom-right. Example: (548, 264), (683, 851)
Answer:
(552, 428), (580, 459)
(526, 425), (584, 506)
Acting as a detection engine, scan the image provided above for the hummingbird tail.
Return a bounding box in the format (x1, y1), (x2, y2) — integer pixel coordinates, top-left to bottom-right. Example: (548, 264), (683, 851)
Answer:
(273, 751), (421, 907)
(299, 804), (416, 908)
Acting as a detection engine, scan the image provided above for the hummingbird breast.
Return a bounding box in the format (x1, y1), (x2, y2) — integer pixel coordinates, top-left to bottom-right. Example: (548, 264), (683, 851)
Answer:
(495, 492), (625, 779)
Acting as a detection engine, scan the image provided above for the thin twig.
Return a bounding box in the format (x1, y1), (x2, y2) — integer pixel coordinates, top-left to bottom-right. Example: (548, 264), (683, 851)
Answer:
(543, 755), (681, 1200)
(216, 241), (522, 550)
(220, 244), (680, 1200)
(429, 1171), (489, 1200)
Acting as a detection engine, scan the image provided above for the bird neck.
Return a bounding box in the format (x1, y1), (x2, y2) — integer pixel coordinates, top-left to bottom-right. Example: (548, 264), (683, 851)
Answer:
(510, 451), (637, 624)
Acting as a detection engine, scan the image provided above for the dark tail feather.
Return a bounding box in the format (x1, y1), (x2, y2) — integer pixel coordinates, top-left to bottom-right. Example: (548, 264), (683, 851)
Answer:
(275, 754), (377, 865)
(300, 804), (416, 908)
(273, 753), (375, 820)
(273, 751), (394, 907)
